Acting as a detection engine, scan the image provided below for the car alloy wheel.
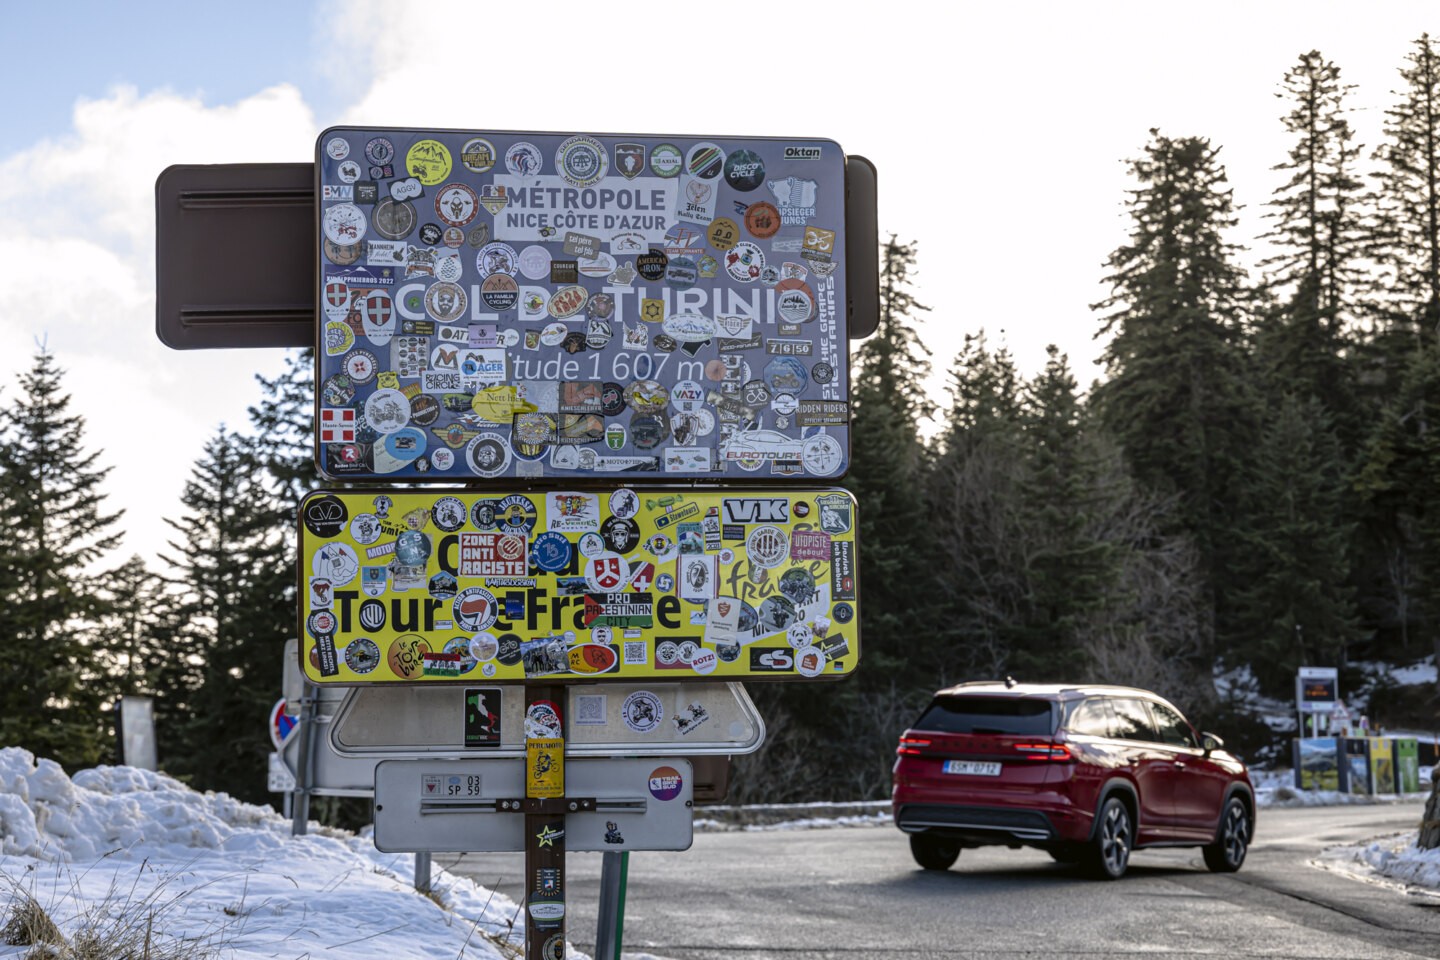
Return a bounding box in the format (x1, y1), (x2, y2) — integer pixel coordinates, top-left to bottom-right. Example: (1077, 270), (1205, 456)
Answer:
(1091, 797), (1132, 880)
(1203, 798), (1249, 873)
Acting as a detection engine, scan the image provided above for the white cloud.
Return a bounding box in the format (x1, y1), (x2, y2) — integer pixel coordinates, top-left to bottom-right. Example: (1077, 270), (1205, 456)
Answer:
(0, 84), (319, 567)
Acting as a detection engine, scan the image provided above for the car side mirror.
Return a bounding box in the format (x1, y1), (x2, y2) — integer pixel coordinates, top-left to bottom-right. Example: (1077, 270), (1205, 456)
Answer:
(1200, 732), (1224, 757)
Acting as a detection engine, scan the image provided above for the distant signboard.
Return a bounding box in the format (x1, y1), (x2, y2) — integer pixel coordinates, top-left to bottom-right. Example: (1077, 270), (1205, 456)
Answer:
(298, 487), (859, 685)
(1296, 666), (1339, 713)
(313, 126), (851, 482)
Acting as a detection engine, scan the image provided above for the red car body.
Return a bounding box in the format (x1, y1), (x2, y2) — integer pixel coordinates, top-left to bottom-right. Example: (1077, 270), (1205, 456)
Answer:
(891, 682), (1254, 878)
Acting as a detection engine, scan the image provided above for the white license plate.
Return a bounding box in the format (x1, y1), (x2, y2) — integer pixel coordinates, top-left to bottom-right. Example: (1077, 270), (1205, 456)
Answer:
(943, 760), (1002, 776)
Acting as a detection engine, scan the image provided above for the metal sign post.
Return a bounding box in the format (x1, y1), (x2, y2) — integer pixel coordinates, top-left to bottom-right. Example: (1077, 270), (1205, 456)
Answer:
(525, 685), (566, 960)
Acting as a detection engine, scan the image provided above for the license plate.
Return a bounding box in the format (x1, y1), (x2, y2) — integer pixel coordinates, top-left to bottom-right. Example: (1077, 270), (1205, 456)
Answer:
(943, 760), (1001, 776)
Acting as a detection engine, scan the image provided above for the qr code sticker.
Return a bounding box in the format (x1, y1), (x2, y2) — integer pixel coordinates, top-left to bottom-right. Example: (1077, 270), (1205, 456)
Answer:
(624, 641), (648, 664)
(574, 694), (607, 726)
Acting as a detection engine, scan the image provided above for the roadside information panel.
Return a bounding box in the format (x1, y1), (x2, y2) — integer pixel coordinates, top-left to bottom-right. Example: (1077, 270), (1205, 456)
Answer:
(314, 127), (851, 483)
(299, 487), (859, 685)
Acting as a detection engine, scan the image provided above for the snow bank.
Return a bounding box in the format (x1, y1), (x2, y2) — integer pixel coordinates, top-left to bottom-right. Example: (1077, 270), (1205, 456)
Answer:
(0, 748), (565, 960)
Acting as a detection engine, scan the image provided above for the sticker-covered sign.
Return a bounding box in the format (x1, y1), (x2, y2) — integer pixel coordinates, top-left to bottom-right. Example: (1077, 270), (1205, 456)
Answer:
(298, 487), (859, 684)
(314, 127), (851, 482)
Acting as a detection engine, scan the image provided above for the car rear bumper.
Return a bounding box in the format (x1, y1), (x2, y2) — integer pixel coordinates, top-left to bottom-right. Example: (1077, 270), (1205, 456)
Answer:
(894, 803), (1059, 844)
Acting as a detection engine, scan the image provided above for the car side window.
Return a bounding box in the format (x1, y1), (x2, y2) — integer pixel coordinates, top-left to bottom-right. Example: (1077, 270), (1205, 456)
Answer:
(1109, 698), (1160, 743)
(1067, 699), (1113, 738)
(1148, 701), (1198, 749)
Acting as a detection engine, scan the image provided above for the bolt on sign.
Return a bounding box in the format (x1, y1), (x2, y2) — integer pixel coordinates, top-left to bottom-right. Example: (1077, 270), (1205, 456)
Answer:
(313, 127), (852, 483)
(299, 487), (859, 685)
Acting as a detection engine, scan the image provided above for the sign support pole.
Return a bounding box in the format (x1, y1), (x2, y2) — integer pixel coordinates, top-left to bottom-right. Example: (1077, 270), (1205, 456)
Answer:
(525, 684), (566, 960)
(595, 850), (629, 960)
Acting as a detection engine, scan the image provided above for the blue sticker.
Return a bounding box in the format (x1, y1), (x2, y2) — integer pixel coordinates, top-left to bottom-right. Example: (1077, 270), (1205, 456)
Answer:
(532, 531), (573, 573)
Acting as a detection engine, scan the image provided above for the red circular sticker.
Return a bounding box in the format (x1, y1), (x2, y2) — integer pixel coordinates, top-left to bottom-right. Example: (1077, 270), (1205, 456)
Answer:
(648, 765), (684, 801)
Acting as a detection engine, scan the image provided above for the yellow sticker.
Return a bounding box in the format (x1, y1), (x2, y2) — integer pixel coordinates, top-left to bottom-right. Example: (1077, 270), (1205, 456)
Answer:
(376, 371), (400, 390)
(707, 217), (740, 251)
(527, 738), (564, 798)
(406, 139), (452, 186)
(471, 385), (538, 424)
(640, 298), (664, 323)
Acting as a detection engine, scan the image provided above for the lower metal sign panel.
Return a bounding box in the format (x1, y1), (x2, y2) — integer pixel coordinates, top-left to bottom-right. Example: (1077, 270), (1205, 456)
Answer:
(373, 757), (693, 854)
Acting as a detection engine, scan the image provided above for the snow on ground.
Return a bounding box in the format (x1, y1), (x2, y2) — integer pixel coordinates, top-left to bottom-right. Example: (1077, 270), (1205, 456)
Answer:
(0, 748), (556, 960)
(1, 747), (1437, 960)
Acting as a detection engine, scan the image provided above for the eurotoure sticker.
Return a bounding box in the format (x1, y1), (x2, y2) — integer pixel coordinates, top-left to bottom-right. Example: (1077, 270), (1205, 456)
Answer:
(314, 126), (851, 483)
(298, 487), (860, 684)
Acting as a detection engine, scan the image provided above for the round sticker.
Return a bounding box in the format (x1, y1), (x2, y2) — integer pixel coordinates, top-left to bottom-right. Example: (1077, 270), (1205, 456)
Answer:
(630, 413), (669, 450)
(745, 201), (781, 240)
(610, 488), (640, 519)
(765, 356), (809, 393)
(505, 141), (544, 178)
(747, 525), (790, 569)
(443, 636), (478, 674)
(365, 389), (410, 434)
(469, 633), (499, 662)
(540, 322), (568, 347)
(723, 149), (765, 191)
(519, 245), (552, 280)
(637, 249), (668, 281)
(372, 198), (416, 240)
(707, 217), (740, 251)
(344, 638), (380, 674)
(365, 137), (396, 166)
(405, 139), (452, 185)
(431, 496), (467, 533)
(323, 203), (367, 245)
(481, 274), (519, 311)
(622, 691), (664, 733)
(833, 602), (854, 624)
(345, 349), (378, 383)
(556, 135), (609, 187)
(431, 448), (455, 471)
(349, 513), (382, 545)
(578, 531), (607, 558)
(303, 494), (349, 538)
(325, 136), (350, 161)
(388, 635), (430, 679)
(336, 159), (361, 183)
(466, 433), (511, 477)
(532, 531), (573, 572)
(435, 183), (478, 227)
(461, 137), (497, 173)
(650, 143), (683, 178)
(803, 434), (844, 476)
(689, 650), (718, 675)
(585, 552), (631, 591)
(477, 242), (519, 277)
(725, 241), (765, 283)
(780, 567), (817, 604)
(601, 382), (627, 416)
(607, 421), (628, 450)
(648, 765), (685, 801)
(811, 361), (835, 384)
(495, 494), (538, 534)
(453, 587), (499, 632)
(670, 380), (705, 413)
(794, 645), (826, 678)
(686, 142), (726, 180)
(425, 281), (467, 322)
(775, 278), (815, 323)
(657, 641), (680, 665)
(601, 516), (640, 554)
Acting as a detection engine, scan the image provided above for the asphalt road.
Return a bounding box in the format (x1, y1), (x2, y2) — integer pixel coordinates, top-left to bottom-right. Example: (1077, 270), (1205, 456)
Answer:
(447, 802), (1440, 960)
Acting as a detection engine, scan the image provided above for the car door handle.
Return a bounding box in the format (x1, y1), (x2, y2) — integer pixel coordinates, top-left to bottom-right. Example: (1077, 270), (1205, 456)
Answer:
(1173, 762), (1186, 770)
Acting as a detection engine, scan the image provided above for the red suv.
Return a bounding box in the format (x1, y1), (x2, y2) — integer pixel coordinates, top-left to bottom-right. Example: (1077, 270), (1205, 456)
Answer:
(892, 681), (1253, 879)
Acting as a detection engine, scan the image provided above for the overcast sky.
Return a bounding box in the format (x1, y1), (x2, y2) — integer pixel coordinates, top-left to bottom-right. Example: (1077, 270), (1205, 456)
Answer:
(1, 1), (1436, 566)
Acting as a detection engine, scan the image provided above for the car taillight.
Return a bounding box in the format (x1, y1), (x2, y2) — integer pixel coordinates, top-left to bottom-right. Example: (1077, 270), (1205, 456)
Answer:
(1013, 742), (1074, 761)
(896, 736), (932, 756)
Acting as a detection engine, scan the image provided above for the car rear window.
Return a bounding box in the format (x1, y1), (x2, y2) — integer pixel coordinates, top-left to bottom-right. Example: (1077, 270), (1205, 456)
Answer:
(912, 696), (1057, 735)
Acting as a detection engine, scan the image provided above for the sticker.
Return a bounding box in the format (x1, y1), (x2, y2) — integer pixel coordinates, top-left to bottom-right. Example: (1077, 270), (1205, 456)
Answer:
(519, 244), (552, 280)
(744, 201), (781, 240)
(531, 531), (573, 572)
(574, 693), (608, 725)
(303, 494), (349, 537)
(425, 281), (467, 322)
(556, 135), (609, 187)
(802, 434), (844, 476)
(387, 634), (430, 680)
(323, 203), (367, 246)
(528, 738), (564, 798)
(526, 700), (563, 738)
(708, 217), (741, 251)
(610, 488), (640, 519)
(476, 242), (519, 277)
(435, 183), (478, 227)
(405, 139), (452, 185)
(461, 137), (497, 173)
(648, 765), (684, 801)
(506, 141), (544, 178)
(747, 525), (790, 569)
(725, 241), (765, 283)
(453, 587), (499, 632)
(465, 433), (511, 477)
(344, 638), (380, 674)
(622, 691), (663, 733)
(312, 542), (360, 585)
(794, 645), (825, 678)
(649, 143), (683, 178)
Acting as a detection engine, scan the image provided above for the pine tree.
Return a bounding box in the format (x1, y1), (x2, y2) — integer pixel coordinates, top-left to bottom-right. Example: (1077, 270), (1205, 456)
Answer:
(928, 333), (1029, 678)
(1372, 33), (1440, 339)
(161, 428), (292, 801)
(0, 348), (123, 767)
(1256, 50), (1366, 437)
(1230, 395), (1360, 695)
(1091, 131), (1258, 658)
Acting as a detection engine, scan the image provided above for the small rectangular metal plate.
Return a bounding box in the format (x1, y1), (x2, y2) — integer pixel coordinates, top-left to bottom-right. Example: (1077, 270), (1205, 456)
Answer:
(372, 757), (693, 853)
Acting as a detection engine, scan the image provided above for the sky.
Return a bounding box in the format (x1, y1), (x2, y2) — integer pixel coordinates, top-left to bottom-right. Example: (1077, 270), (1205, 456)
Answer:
(1, 1), (1438, 568)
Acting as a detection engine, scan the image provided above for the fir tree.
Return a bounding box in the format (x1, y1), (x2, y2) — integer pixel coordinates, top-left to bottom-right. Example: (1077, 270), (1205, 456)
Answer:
(161, 428), (292, 801)
(0, 348), (123, 767)
(1092, 131), (1258, 657)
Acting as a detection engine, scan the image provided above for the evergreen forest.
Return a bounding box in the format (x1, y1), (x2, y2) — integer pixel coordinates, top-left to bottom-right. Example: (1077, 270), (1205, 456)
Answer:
(4, 42), (1440, 808)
